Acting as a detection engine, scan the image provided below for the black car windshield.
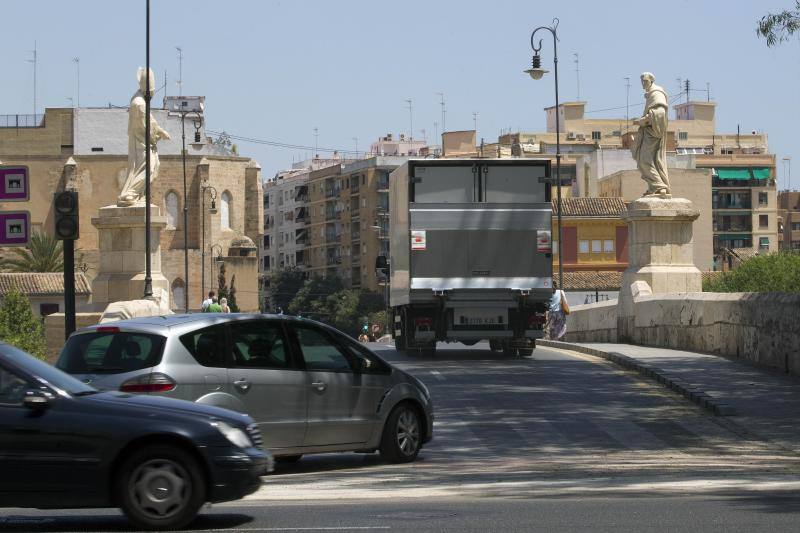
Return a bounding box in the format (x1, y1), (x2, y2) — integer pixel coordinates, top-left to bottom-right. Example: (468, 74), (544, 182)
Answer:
(2, 343), (96, 396)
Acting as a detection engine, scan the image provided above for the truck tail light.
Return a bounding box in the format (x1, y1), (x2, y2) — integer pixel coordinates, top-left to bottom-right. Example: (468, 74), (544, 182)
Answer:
(120, 373), (176, 393)
(415, 317), (433, 328)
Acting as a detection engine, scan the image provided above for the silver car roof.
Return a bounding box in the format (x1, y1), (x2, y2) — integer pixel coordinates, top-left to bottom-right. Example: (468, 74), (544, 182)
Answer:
(72, 313), (328, 339)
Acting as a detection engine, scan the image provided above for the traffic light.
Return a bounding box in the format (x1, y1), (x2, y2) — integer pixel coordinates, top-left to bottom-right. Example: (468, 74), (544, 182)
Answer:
(54, 191), (79, 240)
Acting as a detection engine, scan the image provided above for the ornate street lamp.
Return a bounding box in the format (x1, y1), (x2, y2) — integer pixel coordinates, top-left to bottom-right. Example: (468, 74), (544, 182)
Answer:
(179, 111), (203, 312)
(526, 18), (565, 291)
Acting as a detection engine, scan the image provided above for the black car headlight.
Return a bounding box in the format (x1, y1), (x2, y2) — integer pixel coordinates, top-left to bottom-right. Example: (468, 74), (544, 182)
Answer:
(211, 421), (252, 449)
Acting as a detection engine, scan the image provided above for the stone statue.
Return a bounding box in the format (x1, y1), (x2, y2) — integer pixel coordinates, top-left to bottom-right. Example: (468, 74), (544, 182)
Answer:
(117, 68), (171, 207)
(631, 72), (671, 197)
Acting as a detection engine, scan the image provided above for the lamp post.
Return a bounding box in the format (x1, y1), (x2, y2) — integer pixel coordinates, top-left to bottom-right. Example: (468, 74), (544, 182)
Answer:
(143, 0), (153, 298)
(526, 18), (564, 292)
(371, 223), (390, 334)
(201, 185), (218, 300)
(179, 111), (204, 311)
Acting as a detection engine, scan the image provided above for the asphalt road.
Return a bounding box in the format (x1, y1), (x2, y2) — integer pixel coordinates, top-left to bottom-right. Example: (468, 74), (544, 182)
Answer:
(3, 342), (800, 531)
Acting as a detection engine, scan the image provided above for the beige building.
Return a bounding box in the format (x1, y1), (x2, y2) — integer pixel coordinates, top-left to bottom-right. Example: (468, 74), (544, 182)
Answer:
(303, 156), (407, 293)
(0, 104), (263, 312)
(778, 191), (800, 250)
(0, 273), (91, 317)
(501, 100), (777, 267)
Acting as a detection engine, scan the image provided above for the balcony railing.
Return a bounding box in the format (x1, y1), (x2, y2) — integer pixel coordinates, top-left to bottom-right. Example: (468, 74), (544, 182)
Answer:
(0, 114), (45, 128)
(714, 201), (752, 209)
(714, 225), (752, 232)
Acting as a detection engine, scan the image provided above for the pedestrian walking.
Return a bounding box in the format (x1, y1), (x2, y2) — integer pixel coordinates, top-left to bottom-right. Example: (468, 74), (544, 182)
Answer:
(545, 288), (569, 340)
(219, 297), (231, 313)
(201, 291), (215, 312)
(206, 296), (223, 313)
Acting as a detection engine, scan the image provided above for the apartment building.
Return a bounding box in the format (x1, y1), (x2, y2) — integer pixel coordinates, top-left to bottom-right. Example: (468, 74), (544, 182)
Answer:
(511, 99), (778, 264)
(304, 156), (408, 292)
(778, 191), (800, 250)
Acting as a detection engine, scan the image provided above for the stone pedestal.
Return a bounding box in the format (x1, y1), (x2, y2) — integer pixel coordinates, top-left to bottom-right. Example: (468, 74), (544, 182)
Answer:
(90, 204), (169, 307)
(618, 197), (702, 340)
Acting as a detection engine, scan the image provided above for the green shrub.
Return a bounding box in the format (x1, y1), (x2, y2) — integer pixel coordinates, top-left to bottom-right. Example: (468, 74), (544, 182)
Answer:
(0, 285), (47, 359)
(704, 251), (800, 293)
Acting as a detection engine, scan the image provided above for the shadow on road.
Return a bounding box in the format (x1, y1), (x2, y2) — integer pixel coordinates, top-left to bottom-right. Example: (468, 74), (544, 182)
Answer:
(0, 513), (253, 532)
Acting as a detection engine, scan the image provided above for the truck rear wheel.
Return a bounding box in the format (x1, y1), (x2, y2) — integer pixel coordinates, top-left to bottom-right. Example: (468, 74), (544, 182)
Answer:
(518, 348), (534, 357)
(489, 340), (503, 353)
(421, 344), (437, 357)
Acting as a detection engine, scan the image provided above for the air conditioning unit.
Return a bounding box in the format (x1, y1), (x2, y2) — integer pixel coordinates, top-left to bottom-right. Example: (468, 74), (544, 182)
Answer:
(567, 132), (576, 140)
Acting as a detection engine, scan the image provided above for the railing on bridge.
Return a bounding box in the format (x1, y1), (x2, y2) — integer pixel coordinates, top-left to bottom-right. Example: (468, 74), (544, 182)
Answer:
(0, 114), (45, 128)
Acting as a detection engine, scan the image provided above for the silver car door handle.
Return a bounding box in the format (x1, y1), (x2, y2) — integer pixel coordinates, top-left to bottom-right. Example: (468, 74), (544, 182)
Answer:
(234, 379), (250, 391)
(311, 381), (327, 392)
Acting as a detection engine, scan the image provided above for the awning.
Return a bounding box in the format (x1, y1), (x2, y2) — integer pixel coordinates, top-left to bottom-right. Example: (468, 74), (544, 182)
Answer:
(716, 168), (751, 180)
(716, 234), (751, 240)
(751, 168), (771, 180)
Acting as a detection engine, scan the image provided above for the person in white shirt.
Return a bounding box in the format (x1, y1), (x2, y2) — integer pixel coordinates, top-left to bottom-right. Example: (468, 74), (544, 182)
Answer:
(201, 291), (215, 312)
(545, 289), (569, 340)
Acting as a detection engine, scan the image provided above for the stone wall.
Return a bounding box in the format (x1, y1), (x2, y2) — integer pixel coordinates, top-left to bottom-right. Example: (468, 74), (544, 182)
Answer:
(564, 292), (800, 375)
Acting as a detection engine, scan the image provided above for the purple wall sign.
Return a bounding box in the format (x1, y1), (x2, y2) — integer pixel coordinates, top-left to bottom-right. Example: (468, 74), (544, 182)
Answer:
(0, 211), (30, 246)
(0, 166), (29, 201)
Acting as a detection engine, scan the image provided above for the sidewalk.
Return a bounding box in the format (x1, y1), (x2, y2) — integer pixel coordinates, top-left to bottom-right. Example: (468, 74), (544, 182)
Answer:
(537, 340), (800, 455)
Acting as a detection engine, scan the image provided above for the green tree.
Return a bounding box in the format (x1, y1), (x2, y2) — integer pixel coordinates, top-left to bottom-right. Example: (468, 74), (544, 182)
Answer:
(0, 285), (46, 359)
(228, 274), (240, 312)
(757, 2), (800, 46)
(0, 232), (63, 272)
(704, 251), (800, 293)
(217, 262), (229, 302)
(268, 268), (306, 312)
(288, 274), (344, 317)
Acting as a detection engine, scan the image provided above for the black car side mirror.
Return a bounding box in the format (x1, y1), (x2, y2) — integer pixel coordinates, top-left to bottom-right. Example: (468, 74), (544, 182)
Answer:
(22, 389), (53, 411)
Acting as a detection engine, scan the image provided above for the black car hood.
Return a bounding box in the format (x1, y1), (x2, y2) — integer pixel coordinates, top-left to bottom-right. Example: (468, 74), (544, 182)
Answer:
(78, 391), (251, 425)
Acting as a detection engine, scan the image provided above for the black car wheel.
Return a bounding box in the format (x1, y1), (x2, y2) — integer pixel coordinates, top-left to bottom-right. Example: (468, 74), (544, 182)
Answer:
(117, 445), (205, 531)
(380, 403), (422, 463)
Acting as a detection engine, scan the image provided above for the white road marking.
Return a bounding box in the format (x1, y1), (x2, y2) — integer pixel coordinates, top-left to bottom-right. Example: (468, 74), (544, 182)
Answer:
(430, 370), (445, 381)
(0, 526), (391, 533)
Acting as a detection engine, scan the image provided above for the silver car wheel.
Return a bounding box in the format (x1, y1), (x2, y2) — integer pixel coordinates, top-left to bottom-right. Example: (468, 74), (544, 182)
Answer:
(129, 458), (190, 520)
(396, 408), (421, 456)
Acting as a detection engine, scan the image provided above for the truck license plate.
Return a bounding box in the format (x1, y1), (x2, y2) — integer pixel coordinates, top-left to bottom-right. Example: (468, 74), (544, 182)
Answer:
(455, 308), (507, 326)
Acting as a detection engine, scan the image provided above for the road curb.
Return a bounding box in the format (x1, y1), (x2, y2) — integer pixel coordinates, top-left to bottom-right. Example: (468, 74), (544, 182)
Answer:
(536, 340), (736, 416)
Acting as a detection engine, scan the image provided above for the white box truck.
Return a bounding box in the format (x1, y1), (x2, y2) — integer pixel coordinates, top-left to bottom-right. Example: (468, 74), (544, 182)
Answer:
(383, 159), (554, 356)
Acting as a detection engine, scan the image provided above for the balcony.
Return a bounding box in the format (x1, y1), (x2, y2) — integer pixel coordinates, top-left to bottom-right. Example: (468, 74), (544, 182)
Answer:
(326, 256), (342, 266)
(714, 200), (751, 209)
(0, 114), (45, 128)
(714, 224), (752, 233)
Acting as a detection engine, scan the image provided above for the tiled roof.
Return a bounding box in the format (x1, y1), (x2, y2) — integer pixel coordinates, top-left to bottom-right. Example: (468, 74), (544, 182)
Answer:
(557, 197), (626, 217)
(0, 273), (91, 297)
(554, 271), (622, 291)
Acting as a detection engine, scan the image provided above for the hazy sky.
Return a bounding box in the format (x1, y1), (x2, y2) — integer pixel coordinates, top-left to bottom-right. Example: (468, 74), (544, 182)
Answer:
(2, 0), (798, 186)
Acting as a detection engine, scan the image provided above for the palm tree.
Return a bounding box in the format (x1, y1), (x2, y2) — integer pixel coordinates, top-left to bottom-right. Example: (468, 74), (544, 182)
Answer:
(0, 232), (64, 272)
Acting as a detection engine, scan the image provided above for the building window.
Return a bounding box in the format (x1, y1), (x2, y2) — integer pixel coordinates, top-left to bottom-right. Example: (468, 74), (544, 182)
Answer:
(165, 191), (179, 229)
(39, 303), (59, 316)
(759, 237), (770, 250)
(591, 240), (602, 253)
(759, 214), (769, 228)
(603, 239), (614, 252)
(678, 131), (688, 141)
(171, 278), (186, 311)
(591, 131), (601, 140)
(758, 192), (768, 206)
(579, 240), (590, 253)
(220, 191), (232, 230)
(792, 222), (800, 231)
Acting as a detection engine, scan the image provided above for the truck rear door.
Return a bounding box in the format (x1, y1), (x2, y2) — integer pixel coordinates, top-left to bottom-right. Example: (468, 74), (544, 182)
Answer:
(408, 160), (552, 292)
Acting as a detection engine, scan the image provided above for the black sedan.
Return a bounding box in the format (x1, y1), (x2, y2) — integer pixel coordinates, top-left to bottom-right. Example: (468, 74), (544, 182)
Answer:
(0, 342), (273, 530)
